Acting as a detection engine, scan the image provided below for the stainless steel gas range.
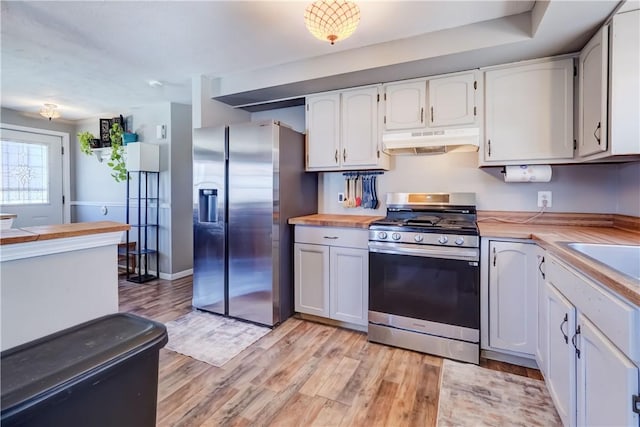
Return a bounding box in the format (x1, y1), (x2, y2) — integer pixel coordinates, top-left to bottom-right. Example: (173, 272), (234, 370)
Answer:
(367, 192), (480, 364)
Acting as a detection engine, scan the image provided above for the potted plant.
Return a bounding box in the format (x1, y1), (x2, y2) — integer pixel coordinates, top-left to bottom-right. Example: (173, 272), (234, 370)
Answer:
(77, 131), (100, 155)
(107, 123), (127, 182)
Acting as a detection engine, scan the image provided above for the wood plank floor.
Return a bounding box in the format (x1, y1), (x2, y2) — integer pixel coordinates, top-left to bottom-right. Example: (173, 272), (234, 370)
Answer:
(118, 275), (542, 427)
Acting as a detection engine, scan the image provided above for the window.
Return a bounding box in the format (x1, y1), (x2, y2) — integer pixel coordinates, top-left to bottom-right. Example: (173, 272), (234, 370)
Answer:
(0, 140), (50, 205)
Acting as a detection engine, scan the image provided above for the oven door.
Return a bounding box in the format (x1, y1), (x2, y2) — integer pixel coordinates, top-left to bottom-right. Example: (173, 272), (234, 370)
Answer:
(369, 242), (480, 332)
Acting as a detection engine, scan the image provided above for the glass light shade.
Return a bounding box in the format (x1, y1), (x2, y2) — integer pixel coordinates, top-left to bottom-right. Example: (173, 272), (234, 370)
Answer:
(304, 0), (360, 45)
(39, 104), (61, 120)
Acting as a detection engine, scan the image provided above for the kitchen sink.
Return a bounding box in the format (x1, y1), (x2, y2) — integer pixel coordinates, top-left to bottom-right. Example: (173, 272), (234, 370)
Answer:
(567, 243), (640, 281)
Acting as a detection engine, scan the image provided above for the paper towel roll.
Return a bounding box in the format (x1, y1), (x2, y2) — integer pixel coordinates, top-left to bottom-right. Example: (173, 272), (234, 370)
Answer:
(504, 165), (552, 183)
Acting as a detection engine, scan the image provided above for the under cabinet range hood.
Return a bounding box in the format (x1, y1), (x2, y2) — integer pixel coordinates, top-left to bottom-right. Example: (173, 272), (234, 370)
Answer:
(382, 128), (480, 155)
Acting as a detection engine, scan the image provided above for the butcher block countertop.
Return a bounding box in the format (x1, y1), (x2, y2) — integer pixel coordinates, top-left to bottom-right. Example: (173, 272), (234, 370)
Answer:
(479, 222), (640, 306)
(0, 221), (130, 245)
(288, 214), (384, 229)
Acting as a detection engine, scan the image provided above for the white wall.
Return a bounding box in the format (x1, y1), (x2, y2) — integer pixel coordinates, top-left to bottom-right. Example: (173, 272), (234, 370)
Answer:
(192, 75), (249, 128)
(616, 161), (640, 216)
(252, 106), (637, 216)
(251, 106), (306, 133)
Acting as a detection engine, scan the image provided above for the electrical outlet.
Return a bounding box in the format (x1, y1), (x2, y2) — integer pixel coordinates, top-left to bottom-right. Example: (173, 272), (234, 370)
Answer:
(338, 192), (345, 203)
(537, 191), (552, 208)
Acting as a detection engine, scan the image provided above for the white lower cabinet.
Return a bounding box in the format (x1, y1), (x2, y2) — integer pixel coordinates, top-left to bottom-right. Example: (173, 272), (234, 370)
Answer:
(294, 243), (330, 317)
(534, 245), (548, 376)
(577, 314), (639, 427)
(544, 281), (577, 427)
(294, 226), (368, 327)
(542, 255), (640, 427)
(483, 239), (537, 357)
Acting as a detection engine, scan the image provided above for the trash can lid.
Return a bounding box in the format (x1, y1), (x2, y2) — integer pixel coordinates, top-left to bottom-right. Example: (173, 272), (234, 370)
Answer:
(1, 313), (167, 412)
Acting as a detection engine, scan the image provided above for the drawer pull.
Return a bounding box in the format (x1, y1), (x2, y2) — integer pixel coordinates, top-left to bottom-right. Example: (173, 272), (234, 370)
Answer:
(323, 236), (339, 240)
(572, 325), (581, 359)
(560, 313), (568, 344)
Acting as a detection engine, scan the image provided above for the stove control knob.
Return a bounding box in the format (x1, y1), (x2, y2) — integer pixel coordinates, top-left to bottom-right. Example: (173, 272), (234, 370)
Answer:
(392, 233), (402, 241)
(455, 237), (465, 246)
(378, 231), (388, 240)
(438, 235), (449, 244)
(414, 234), (424, 243)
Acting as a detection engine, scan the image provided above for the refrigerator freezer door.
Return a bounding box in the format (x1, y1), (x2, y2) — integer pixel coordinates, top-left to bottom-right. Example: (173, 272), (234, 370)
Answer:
(192, 126), (227, 314)
(228, 122), (276, 325)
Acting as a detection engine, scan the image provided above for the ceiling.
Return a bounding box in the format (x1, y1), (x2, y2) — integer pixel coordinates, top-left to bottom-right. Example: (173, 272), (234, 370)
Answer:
(0, 1), (628, 120)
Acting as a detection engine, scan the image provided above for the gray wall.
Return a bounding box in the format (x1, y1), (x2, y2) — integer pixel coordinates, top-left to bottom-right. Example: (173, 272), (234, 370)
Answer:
(252, 105), (640, 216)
(170, 103), (193, 273)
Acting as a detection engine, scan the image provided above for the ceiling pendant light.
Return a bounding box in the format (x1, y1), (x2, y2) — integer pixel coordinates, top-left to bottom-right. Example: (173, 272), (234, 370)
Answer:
(39, 103), (61, 121)
(304, 0), (360, 45)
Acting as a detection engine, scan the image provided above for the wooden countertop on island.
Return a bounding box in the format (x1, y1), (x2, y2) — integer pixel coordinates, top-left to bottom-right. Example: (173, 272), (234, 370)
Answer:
(478, 222), (640, 306)
(0, 221), (130, 245)
(288, 214), (384, 229)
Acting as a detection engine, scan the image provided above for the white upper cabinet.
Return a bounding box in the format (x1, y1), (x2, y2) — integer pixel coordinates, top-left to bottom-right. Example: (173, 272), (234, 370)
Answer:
(578, 9), (640, 160)
(578, 25), (608, 157)
(428, 73), (476, 127)
(383, 71), (478, 132)
(483, 57), (574, 165)
(341, 86), (381, 168)
(306, 93), (340, 169)
(383, 80), (426, 130)
(306, 86), (389, 171)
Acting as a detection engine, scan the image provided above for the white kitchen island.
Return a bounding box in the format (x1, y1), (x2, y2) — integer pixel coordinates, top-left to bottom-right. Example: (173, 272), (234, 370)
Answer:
(0, 221), (129, 351)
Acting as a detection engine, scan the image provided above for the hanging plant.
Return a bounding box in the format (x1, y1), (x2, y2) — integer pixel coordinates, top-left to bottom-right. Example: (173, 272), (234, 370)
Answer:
(107, 123), (127, 182)
(77, 131), (96, 155)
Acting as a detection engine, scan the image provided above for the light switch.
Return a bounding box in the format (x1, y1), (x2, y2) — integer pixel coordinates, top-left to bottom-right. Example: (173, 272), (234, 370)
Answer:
(156, 124), (166, 140)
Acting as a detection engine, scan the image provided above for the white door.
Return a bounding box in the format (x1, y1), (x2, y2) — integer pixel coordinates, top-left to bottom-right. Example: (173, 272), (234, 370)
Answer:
(488, 241), (537, 354)
(294, 243), (330, 317)
(576, 314), (639, 427)
(329, 246), (368, 326)
(428, 72), (476, 127)
(545, 282), (577, 427)
(383, 80), (426, 130)
(341, 86), (379, 167)
(578, 25), (609, 157)
(0, 128), (64, 227)
(306, 93), (341, 170)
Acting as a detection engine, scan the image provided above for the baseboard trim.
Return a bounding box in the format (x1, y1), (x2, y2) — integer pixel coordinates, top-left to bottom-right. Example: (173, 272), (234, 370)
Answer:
(295, 313), (367, 333)
(159, 269), (193, 281)
(481, 349), (539, 369)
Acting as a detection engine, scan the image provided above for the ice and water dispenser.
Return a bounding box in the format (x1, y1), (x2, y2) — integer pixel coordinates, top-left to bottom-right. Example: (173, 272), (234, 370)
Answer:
(198, 189), (218, 223)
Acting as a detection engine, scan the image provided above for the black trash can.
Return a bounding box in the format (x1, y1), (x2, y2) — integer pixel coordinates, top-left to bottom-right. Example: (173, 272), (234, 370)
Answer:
(1, 313), (168, 427)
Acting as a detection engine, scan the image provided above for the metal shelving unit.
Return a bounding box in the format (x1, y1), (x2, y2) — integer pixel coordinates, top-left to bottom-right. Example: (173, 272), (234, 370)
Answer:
(126, 170), (159, 283)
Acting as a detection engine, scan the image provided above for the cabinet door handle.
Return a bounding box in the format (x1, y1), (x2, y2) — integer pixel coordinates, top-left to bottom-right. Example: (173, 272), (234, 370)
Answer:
(430, 106), (434, 123)
(335, 149), (338, 163)
(571, 325), (581, 358)
(343, 148), (347, 162)
(323, 236), (339, 240)
(492, 247), (497, 267)
(488, 139), (491, 157)
(420, 107), (424, 123)
(594, 122), (601, 144)
(560, 313), (568, 344)
(538, 256), (546, 279)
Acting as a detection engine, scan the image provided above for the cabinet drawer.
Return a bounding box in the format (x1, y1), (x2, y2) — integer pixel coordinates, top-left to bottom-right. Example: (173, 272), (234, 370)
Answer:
(547, 256), (639, 363)
(295, 226), (368, 249)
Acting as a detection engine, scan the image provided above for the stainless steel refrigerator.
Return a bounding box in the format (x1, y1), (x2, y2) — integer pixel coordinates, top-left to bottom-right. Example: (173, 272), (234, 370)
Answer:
(192, 121), (317, 326)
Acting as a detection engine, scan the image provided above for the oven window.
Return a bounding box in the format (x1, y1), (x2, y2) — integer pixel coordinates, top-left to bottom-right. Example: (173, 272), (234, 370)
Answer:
(369, 251), (479, 329)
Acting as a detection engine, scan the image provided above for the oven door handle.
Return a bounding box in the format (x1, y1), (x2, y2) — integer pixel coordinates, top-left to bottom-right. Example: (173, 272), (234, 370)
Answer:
(368, 242), (479, 262)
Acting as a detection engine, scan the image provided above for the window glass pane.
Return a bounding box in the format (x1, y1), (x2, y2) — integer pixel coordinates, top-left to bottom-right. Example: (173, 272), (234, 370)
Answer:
(0, 140), (50, 205)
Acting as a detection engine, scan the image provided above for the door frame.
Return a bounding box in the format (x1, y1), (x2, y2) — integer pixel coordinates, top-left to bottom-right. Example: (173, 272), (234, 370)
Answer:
(1, 123), (71, 224)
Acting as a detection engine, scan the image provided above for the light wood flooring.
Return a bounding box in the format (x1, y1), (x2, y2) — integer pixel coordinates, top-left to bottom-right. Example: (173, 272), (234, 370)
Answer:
(118, 275), (542, 427)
